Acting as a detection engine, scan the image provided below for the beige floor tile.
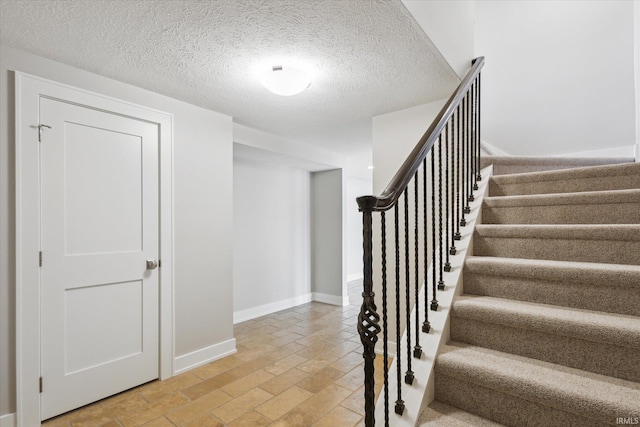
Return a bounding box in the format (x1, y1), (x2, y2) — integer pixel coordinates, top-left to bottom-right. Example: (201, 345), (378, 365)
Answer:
(99, 421), (122, 427)
(330, 351), (365, 373)
(296, 366), (345, 394)
(165, 389), (232, 426)
(211, 388), (273, 424)
(274, 383), (352, 425)
(47, 392), (146, 427)
(182, 414), (225, 427)
(225, 356), (277, 379)
(313, 405), (363, 427)
(221, 369), (274, 397)
(139, 416), (175, 427)
(192, 355), (243, 380)
(140, 373), (202, 402)
(181, 372), (237, 400)
(263, 353), (307, 376)
(340, 387), (365, 416)
(117, 392), (190, 427)
(335, 365), (367, 391)
(258, 367), (310, 395)
(226, 411), (272, 426)
(255, 386), (313, 420)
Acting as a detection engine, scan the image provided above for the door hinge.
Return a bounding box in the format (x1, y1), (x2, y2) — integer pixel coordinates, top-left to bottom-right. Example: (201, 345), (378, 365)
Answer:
(37, 124), (52, 143)
(39, 377), (43, 393)
(39, 251), (43, 267)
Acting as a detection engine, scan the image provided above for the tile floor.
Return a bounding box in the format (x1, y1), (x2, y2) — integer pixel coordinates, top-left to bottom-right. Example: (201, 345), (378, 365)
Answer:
(42, 283), (386, 426)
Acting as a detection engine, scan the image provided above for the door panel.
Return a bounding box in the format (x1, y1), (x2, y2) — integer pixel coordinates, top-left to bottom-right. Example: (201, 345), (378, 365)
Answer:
(40, 97), (160, 420)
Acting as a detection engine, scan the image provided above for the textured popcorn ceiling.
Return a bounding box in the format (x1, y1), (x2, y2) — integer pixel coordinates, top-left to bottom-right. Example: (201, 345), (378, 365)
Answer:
(0, 0), (459, 154)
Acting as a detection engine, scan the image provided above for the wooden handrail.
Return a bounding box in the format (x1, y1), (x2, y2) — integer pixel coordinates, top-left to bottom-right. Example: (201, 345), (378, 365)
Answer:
(358, 57), (485, 213)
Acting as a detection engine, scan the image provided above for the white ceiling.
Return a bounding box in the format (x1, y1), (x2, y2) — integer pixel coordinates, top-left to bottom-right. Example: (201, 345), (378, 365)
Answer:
(0, 0), (459, 155)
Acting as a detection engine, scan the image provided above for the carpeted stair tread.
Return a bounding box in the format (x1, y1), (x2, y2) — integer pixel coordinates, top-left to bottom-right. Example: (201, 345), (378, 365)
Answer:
(451, 295), (640, 350)
(473, 224), (640, 265)
(480, 156), (635, 175)
(488, 162), (640, 196)
(482, 188), (640, 224)
(435, 343), (640, 423)
(450, 296), (640, 381)
(418, 401), (505, 426)
(464, 256), (640, 288)
(463, 257), (640, 316)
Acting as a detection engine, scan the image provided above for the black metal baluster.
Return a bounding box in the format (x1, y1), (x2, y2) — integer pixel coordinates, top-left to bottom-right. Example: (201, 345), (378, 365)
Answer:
(394, 204), (404, 415)
(467, 90), (475, 206)
(464, 94), (472, 216)
(444, 122), (451, 273)
(356, 196), (380, 427)
(422, 159), (430, 332)
(437, 137), (445, 291)
(477, 74), (483, 182)
(430, 149), (438, 311)
(455, 105), (462, 240)
(404, 190), (414, 385)
(472, 81), (479, 192)
(460, 96), (469, 224)
(469, 82), (478, 206)
(413, 173), (422, 359)
(380, 212), (389, 427)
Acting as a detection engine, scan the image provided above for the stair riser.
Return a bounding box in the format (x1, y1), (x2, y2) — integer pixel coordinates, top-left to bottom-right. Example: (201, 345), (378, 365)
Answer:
(434, 374), (606, 427)
(463, 272), (640, 317)
(473, 235), (640, 265)
(482, 202), (640, 225)
(450, 317), (640, 383)
(489, 174), (640, 197)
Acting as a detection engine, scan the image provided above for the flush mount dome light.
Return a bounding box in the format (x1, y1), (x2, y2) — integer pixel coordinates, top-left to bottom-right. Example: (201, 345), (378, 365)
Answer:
(259, 65), (311, 96)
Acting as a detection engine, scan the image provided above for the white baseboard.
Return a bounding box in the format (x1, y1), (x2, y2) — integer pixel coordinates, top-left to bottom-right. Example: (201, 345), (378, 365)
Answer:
(0, 413), (15, 427)
(174, 338), (237, 375)
(312, 292), (348, 307)
(233, 294), (312, 324)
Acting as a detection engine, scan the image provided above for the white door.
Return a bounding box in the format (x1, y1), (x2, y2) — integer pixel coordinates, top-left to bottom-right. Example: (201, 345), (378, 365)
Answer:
(39, 96), (160, 420)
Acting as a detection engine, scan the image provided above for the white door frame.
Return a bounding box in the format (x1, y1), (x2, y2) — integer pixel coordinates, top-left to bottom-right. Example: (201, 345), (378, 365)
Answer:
(15, 72), (174, 427)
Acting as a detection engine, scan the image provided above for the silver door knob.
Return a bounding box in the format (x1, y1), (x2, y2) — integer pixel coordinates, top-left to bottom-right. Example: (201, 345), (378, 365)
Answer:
(146, 259), (159, 270)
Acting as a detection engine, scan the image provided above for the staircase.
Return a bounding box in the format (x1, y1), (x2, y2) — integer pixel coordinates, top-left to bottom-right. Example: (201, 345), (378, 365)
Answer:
(419, 158), (640, 426)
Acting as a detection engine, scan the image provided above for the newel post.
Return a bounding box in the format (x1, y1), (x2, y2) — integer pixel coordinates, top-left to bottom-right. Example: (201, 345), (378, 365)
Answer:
(357, 195), (380, 427)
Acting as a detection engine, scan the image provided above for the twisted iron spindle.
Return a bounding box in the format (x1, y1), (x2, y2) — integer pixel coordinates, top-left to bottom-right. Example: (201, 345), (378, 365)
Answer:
(444, 122), (451, 272)
(477, 74), (483, 182)
(430, 149), (438, 311)
(413, 174), (422, 359)
(394, 204), (404, 415)
(467, 91), (475, 205)
(469, 82), (477, 198)
(454, 105), (462, 241)
(450, 111), (458, 253)
(437, 138), (445, 291)
(422, 159), (430, 333)
(380, 212), (389, 427)
(404, 190), (414, 385)
(463, 94), (472, 216)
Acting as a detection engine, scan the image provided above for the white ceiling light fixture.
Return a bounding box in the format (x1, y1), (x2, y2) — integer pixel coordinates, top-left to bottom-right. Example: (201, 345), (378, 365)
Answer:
(259, 65), (312, 96)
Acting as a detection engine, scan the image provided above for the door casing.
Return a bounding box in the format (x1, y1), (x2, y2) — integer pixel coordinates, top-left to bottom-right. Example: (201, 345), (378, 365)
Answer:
(15, 71), (174, 427)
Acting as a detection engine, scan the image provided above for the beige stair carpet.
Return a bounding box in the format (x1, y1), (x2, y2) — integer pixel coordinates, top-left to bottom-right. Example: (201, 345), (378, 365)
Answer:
(419, 158), (640, 426)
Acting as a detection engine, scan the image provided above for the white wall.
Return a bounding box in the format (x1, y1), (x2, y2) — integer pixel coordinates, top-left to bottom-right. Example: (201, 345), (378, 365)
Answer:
(635, 0), (640, 161)
(475, 0), (636, 157)
(0, 46), (234, 418)
(402, 0), (475, 78)
(311, 169), (345, 305)
(233, 156), (311, 322)
(372, 99), (447, 194)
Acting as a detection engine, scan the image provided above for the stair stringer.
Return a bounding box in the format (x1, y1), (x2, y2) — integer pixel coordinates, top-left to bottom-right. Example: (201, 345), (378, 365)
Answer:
(373, 165), (493, 427)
